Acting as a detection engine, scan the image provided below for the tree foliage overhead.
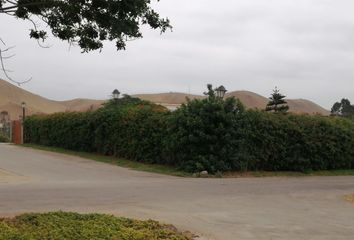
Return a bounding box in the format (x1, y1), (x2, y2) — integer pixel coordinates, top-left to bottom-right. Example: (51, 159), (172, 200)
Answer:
(265, 87), (289, 113)
(0, 0), (171, 52)
(331, 98), (354, 117)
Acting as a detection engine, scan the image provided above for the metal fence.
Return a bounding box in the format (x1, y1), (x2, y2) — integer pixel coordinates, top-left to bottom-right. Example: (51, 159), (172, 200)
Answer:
(0, 121), (12, 142)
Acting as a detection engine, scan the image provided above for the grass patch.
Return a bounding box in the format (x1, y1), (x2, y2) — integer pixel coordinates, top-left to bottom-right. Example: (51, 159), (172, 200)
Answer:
(21, 144), (191, 177)
(223, 169), (354, 178)
(0, 212), (192, 240)
(19, 144), (354, 178)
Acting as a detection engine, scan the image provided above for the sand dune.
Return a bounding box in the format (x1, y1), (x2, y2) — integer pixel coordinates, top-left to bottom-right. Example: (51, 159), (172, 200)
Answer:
(136, 90), (329, 115)
(287, 99), (329, 115)
(227, 91), (329, 115)
(59, 99), (105, 112)
(0, 79), (329, 120)
(0, 80), (103, 119)
(0, 80), (66, 119)
(227, 91), (268, 109)
(133, 92), (204, 104)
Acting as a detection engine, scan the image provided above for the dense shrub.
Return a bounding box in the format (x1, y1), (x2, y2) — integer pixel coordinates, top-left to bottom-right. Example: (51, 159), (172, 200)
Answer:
(166, 96), (245, 173)
(235, 111), (354, 172)
(24, 97), (170, 164)
(25, 94), (354, 173)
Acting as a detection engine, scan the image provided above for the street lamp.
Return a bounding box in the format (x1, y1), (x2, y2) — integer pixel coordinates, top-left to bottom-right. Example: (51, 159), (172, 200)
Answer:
(112, 89), (120, 100)
(21, 102), (26, 122)
(216, 85), (227, 99)
(21, 102), (26, 144)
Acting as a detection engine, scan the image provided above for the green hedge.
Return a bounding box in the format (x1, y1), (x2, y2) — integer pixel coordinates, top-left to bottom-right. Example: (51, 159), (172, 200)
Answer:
(24, 97), (354, 173)
(235, 111), (354, 172)
(25, 106), (169, 164)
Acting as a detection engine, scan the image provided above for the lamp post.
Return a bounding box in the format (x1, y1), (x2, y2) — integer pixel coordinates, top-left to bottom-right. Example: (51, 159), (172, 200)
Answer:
(216, 85), (227, 99)
(21, 102), (26, 122)
(112, 89), (120, 102)
(21, 102), (26, 144)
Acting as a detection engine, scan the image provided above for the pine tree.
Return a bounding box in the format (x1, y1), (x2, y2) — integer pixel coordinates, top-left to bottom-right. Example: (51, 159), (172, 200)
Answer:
(265, 87), (289, 113)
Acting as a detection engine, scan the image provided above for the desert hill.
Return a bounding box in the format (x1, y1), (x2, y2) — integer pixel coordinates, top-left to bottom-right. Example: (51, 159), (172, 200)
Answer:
(133, 92), (204, 104)
(0, 80), (104, 119)
(0, 80), (67, 119)
(59, 98), (105, 112)
(227, 91), (330, 115)
(135, 91), (329, 115)
(0, 79), (329, 120)
(227, 91), (269, 109)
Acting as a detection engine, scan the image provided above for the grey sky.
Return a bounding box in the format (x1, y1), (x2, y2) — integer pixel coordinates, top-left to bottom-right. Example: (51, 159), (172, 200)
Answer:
(1, 0), (354, 109)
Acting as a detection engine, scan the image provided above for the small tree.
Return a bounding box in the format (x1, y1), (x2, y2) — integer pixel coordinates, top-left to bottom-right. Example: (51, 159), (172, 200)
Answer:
(266, 87), (289, 113)
(331, 98), (354, 117)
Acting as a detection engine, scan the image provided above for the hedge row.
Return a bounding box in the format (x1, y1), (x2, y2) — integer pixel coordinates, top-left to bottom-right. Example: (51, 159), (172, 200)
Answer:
(25, 104), (168, 164)
(24, 97), (354, 173)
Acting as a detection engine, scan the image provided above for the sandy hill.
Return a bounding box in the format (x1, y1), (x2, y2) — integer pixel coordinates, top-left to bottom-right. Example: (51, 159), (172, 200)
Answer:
(0, 80), (104, 120)
(135, 91), (329, 115)
(0, 79), (330, 120)
(227, 91), (329, 115)
(0, 80), (67, 119)
(133, 92), (204, 104)
(59, 99), (105, 112)
(226, 91), (268, 109)
(286, 99), (329, 115)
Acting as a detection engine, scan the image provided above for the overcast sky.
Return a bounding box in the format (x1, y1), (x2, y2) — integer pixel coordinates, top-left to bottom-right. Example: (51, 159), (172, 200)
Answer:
(1, 0), (354, 109)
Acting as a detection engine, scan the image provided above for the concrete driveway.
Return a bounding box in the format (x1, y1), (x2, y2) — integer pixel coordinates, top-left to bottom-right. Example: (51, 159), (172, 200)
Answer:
(0, 143), (354, 240)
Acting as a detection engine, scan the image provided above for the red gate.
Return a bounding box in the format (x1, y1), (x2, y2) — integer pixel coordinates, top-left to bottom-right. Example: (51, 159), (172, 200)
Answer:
(12, 120), (22, 144)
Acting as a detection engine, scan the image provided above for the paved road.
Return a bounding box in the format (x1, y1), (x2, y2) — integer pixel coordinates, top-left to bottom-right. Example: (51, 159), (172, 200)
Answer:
(0, 143), (354, 240)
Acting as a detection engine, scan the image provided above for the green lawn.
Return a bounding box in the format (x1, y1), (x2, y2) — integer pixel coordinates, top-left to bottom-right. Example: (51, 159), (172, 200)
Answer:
(20, 144), (354, 178)
(0, 212), (192, 240)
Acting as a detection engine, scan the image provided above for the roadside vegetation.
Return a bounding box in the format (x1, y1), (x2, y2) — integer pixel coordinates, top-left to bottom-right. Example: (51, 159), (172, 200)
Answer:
(24, 85), (354, 175)
(22, 144), (354, 178)
(0, 212), (191, 240)
(0, 132), (9, 142)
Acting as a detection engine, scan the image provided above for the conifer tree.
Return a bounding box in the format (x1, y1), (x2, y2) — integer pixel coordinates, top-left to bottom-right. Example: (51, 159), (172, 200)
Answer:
(265, 87), (289, 113)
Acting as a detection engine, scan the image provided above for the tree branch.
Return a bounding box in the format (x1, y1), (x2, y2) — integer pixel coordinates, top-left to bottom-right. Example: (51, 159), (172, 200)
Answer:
(0, 38), (32, 86)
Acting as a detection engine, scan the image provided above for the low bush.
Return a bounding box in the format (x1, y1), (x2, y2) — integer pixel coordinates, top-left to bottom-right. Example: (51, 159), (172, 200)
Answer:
(0, 212), (190, 240)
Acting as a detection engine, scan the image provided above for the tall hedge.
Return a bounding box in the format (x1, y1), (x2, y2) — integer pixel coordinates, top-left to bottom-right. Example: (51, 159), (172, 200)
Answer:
(24, 97), (354, 173)
(166, 97), (245, 173)
(235, 111), (354, 172)
(24, 100), (169, 164)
